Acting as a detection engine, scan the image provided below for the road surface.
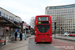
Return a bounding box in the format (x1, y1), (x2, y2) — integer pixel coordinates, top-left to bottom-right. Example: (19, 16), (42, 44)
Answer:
(28, 38), (75, 50)
(28, 38), (60, 50)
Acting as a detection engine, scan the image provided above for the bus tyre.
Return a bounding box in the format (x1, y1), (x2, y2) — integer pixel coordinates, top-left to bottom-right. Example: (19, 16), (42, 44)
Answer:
(4, 41), (6, 45)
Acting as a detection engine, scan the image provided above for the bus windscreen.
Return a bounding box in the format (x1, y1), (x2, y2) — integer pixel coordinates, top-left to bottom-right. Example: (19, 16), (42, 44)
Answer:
(37, 25), (50, 33)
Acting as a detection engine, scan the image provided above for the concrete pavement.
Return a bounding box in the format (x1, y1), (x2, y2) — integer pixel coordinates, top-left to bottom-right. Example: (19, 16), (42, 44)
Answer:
(1, 35), (34, 50)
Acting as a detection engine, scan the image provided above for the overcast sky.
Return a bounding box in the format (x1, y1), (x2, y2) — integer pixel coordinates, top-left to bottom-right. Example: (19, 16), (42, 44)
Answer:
(0, 0), (75, 24)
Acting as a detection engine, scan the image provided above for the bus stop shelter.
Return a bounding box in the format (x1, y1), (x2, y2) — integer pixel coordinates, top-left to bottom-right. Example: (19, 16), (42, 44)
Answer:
(0, 16), (21, 46)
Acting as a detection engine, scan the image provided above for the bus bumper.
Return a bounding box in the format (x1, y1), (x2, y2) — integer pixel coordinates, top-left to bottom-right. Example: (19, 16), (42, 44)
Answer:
(35, 38), (52, 42)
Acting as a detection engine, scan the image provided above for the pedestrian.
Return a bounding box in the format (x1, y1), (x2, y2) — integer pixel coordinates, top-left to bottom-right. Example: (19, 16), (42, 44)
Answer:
(20, 32), (22, 41)
(15, 32), (17, 41)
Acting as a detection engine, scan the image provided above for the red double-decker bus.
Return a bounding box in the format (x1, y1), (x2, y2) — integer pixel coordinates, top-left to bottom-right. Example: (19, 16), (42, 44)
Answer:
(35, 15), (52, 43)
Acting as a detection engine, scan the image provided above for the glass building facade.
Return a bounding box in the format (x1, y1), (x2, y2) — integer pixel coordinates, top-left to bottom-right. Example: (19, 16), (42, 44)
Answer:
(45, 4), (75, 33)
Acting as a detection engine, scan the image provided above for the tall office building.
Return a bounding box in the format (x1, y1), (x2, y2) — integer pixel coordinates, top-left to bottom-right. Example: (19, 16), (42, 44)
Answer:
(45, 4), (75, 33)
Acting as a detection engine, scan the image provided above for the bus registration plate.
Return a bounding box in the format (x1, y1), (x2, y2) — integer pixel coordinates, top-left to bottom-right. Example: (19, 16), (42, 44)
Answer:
(41, 40), (45, 42)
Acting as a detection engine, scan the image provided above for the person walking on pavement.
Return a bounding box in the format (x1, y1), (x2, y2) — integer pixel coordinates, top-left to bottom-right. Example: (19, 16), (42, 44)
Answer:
(20, 32), (22, 41)
(15, 32), (17, 41)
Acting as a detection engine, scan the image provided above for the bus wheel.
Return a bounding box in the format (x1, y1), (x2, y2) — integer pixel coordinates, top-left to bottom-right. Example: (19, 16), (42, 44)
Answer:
(4, 41), (6, 45)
